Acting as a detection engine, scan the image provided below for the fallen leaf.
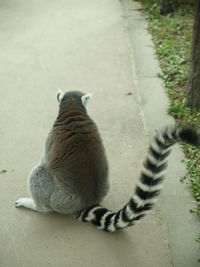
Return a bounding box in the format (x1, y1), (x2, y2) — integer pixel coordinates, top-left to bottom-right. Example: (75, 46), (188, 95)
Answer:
(0, 170), (7, 175)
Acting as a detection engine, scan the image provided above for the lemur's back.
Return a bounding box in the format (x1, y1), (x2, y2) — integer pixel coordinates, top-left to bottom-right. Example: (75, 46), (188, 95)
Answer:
(42, 91), (109, 209)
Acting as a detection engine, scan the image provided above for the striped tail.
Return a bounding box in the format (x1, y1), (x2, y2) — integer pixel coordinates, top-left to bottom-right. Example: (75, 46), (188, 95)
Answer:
(77, 125), (200, 232)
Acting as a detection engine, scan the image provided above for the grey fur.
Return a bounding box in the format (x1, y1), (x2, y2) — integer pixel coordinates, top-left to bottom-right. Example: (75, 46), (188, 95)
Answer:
(16, 91), (109, 215)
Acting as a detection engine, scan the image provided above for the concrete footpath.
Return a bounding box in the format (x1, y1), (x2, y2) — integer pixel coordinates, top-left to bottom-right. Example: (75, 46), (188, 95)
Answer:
(0, 0), (199, 266)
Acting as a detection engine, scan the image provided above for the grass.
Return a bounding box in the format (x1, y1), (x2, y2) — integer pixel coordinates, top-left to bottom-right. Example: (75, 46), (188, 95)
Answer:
(136, 1), (200, 224)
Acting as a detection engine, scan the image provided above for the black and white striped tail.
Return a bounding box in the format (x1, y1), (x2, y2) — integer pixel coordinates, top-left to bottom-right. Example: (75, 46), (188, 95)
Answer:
(77, 125), (200, 232)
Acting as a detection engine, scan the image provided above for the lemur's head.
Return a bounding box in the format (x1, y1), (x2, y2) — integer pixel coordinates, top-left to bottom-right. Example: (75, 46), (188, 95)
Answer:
(56, 89), (92, 109)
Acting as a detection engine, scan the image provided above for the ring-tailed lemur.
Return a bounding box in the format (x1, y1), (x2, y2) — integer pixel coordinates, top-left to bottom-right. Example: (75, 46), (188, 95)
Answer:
(16, 90), (200, 232)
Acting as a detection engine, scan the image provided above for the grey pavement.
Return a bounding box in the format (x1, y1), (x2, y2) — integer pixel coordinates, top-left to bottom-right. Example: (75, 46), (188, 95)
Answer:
(0, 0), (199, 266)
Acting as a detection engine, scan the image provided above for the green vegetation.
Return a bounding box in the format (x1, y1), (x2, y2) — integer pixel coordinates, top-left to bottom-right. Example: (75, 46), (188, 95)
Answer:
(137, 1), (200, 219)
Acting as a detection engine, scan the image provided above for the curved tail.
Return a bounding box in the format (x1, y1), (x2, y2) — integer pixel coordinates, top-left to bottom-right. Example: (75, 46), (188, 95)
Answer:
(77, 125), (200, 232)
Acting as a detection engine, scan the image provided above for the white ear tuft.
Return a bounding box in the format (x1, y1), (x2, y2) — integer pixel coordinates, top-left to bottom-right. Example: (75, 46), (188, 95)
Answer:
(81, 93), (92, 107)
(57, 89), (65, 103)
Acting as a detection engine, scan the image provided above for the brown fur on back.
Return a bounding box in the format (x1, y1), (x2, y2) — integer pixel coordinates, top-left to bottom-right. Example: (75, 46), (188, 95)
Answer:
(43, 91), (109, 207)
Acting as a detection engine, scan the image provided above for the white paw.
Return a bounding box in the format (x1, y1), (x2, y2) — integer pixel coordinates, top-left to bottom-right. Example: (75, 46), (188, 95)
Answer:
(15, 198), (30, 208)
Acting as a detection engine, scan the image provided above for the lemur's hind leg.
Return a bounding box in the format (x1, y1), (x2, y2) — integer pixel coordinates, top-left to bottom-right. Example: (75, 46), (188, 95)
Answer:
(15, 197), (52, 212)
(15, 198), (37, 211)
(15, 164), (54, 213)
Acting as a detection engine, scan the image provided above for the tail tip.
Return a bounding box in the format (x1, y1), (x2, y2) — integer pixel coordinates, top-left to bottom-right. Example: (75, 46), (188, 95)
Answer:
(178, 126), (200, 147)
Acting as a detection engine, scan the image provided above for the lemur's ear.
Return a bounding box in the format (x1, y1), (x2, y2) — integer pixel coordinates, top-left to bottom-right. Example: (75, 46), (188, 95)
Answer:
(81, 93), (92, 107)
(57, 89), (65, 103)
